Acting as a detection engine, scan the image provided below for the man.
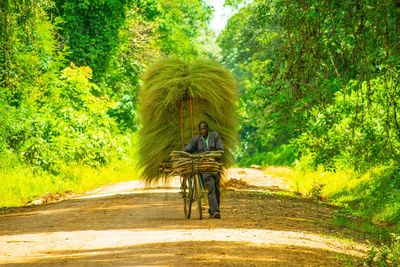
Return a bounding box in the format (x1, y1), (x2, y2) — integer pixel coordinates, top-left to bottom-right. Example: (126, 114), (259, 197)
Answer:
(183, 121), (223, 219)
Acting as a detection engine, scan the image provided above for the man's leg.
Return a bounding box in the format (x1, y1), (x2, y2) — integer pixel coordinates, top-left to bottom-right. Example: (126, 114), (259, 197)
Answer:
(202, 173), (219, 217)
(214, 173), (221, 212)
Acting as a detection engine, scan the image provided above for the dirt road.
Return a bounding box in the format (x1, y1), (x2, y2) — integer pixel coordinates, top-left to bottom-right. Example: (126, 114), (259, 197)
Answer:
(0, 168), (368, 266)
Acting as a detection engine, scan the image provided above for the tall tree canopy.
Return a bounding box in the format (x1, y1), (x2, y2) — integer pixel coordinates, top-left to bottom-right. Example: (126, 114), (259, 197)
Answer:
(0, 0), (61, 104)
(52, 0), (133, 80)
(220, 0), (400, 169)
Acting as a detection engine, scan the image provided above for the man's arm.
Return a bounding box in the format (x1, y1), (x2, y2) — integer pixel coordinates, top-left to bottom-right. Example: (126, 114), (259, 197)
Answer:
(183, 136), (197, 153)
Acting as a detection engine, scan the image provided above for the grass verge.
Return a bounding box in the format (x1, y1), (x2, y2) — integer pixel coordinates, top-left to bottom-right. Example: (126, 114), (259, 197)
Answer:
(0, 159), (141, 208)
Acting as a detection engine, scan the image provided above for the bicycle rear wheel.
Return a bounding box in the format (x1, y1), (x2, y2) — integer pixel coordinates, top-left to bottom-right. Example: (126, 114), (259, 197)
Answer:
(181, 176), (193, 219)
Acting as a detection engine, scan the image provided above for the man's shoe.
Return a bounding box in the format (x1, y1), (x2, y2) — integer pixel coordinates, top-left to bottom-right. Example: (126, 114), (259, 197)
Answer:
(210, 212), (221, 219)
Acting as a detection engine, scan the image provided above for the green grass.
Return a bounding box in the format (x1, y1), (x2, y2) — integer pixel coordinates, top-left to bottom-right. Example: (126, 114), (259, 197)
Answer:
(0, 158), (141, 208)
(262, 165), (352, 199)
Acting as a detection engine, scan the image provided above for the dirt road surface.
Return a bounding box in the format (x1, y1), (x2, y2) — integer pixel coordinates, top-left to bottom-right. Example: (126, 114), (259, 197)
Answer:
(0, 168), (368, 266)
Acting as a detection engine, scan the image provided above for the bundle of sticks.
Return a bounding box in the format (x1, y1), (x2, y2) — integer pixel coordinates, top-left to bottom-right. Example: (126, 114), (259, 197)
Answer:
(160, 150), (223, 177)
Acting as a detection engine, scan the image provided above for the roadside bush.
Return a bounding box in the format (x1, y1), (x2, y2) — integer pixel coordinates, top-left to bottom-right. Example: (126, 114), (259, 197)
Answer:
(0, 103), (29, 152)
(1, 63), (130, 174)
(294, 77), (400, 172)
(365, 233), (400, 266)
(332, 165), (400, 226)
(107, 93), (137, 131)
(237, 144), (298, 167)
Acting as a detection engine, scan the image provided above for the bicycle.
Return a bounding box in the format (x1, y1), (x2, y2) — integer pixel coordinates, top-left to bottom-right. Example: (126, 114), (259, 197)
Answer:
(160, 150), (222, 220)
(180, 173), (204, 219)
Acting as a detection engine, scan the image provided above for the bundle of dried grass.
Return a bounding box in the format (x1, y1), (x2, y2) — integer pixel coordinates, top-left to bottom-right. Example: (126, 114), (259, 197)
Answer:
(137, 58), (238, 182)
(160, 151), (223, 177)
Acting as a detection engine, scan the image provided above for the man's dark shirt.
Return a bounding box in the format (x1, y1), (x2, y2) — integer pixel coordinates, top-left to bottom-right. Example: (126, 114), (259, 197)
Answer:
(183, 131), (223, 153)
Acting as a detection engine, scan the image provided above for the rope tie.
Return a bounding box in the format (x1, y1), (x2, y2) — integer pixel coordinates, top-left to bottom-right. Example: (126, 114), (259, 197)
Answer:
(189, 97), (194, 138)
(180, 100), (184, 148)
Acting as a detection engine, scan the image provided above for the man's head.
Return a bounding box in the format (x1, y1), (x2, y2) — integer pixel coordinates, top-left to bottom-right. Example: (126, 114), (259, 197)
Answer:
(198, 121), (208, 137)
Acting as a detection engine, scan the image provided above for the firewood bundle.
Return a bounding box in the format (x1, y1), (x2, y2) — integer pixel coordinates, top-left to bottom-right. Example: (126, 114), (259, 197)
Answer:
(160, 151), (223, 177)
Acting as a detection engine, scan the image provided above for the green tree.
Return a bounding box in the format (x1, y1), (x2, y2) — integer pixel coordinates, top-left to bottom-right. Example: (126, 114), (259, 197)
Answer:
(220, 0), (400, 168)
(0, 0), (63, 105)
(155, 0), (213, 59)
(52, 0), (134, 81)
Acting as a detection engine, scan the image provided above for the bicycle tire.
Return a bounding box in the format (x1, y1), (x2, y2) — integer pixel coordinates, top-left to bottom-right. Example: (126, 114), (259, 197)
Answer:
(182, 176), (192, 219)
(194, 174), (203, 220)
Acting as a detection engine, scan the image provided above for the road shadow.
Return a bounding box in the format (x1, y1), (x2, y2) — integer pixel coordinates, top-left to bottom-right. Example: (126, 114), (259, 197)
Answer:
(0, 189), (358, 239)
(0, 188), (369, 266)
(2, 240), (361, 266)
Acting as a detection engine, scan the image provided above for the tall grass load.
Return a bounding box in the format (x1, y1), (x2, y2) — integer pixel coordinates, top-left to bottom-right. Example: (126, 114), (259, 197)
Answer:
(137, 58), (238, 181)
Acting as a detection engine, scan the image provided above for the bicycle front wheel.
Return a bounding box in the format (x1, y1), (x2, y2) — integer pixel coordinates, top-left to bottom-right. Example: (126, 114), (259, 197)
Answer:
(181, 176), (193, 219)
(194, 174), (203, 220)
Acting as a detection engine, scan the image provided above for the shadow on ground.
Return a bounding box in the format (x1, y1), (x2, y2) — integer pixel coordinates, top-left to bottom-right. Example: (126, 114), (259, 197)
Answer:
(2, 241), (360, 266)
(0, 189), (367, 266)
(1, 190), (339, 235)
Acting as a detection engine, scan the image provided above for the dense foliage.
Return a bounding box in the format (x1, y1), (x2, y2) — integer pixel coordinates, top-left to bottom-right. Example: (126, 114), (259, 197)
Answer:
(51, 0), (133, 80)
(219, 0), (400, 169)
(0, 0), (214, 206)
(219, 0), (400, 231)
